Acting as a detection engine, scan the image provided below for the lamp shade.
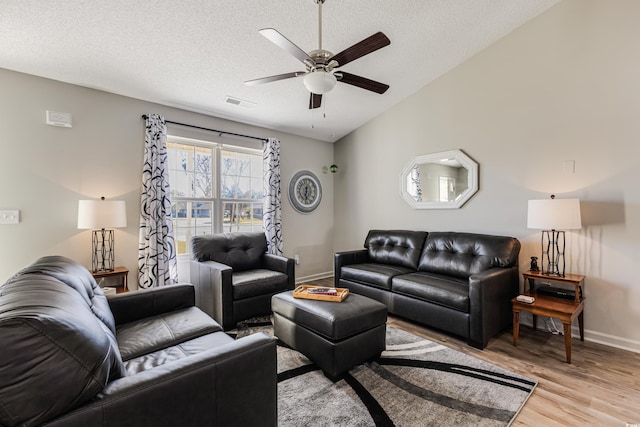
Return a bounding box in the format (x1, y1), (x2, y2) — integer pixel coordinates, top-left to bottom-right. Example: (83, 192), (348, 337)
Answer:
(303, 71), (337, 94)
(78, 200), (127, 229)
(527, 198), (581, 230)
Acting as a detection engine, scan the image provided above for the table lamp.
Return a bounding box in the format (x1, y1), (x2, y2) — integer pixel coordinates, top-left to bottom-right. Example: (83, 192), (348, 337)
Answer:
(527, 195), (581, 277)
(78, 197), (127, 272)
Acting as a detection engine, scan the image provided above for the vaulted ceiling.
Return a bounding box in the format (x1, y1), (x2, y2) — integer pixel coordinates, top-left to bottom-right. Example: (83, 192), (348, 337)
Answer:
(0, 0), (559, 142)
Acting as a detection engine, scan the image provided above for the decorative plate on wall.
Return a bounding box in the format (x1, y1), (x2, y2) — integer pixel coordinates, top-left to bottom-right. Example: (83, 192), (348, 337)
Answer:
(288, 170), (322, 213)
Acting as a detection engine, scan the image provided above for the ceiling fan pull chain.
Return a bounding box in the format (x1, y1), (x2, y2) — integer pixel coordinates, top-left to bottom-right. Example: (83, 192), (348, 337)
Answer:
(323, 95), (327, 119)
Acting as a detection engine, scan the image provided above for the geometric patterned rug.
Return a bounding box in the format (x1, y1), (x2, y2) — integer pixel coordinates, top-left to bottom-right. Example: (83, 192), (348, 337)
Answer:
(230, 318), (537, 427)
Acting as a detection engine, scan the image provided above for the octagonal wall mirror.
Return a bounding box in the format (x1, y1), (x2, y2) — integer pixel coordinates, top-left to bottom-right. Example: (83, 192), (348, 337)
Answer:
(400, 149), (478, 209)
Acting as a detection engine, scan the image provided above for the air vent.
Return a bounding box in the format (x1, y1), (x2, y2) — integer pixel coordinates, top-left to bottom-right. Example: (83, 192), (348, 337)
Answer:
(46, 110), (72, 127)
(224, 96), (257, 109)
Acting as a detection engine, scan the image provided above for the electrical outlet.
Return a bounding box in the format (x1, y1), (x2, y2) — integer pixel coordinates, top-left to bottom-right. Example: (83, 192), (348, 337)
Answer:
(0, 210), (20, 224)
(294, 254), (300, 265)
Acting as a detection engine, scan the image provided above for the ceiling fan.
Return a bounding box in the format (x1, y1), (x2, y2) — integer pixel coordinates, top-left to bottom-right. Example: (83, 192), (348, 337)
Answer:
(245, 0), (390, 109)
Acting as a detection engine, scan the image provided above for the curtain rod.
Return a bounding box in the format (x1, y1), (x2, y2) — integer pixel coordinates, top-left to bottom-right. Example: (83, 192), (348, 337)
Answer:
(141, 115), (268, 143)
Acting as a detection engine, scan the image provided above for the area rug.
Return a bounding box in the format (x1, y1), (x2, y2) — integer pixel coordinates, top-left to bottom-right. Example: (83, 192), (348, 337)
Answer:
(230, 318), (536, 427)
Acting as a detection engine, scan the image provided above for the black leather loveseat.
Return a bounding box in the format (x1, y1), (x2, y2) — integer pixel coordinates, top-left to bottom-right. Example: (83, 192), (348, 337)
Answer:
(335, 230), (521, 349)
(0, 256), (276, 427)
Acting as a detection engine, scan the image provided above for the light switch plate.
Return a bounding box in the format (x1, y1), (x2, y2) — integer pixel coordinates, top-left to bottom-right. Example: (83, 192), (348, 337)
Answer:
(0, 210), (20, 224)
(563, 160), (575, 173)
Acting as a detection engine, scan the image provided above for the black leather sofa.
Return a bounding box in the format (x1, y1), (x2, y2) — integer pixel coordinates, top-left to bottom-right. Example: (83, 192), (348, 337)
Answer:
(190, 232), (295, 330)
(0, 256), (277, 427)
(335, 230), (521, 349)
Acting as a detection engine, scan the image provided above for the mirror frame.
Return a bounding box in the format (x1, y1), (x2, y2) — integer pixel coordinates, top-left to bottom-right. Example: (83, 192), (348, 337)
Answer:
(399, 149), (479, 209)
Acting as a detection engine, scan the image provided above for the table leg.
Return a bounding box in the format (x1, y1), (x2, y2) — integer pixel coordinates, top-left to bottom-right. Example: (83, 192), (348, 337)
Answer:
(563, 322), (572, 364)
(532, 314), (537, 331)
(513, 310), (520, 346)
(526, 277), (534, 294)
(578, 311), (584, 341)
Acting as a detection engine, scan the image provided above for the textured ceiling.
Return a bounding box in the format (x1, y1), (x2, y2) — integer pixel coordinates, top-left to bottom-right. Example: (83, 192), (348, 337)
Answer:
(0, 0), (559, 142)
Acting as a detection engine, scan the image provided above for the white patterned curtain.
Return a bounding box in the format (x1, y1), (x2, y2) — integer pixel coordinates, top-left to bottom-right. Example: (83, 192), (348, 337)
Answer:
(138, 114), (178, 288)
(263, 137), (283, 255)
(410, 165), (423, 202)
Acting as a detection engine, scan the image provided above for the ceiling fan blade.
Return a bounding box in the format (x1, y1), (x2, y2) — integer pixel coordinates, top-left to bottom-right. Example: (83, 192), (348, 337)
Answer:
(336, 72), (389, 94)
(309, 93), (322, 109)
(329, 32), (390, 68)
(245, 71), (305, 86)
(259, 28), (313, 64)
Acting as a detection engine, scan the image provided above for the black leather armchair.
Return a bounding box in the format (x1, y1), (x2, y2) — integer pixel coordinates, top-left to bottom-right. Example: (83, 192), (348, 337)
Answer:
(0, 256), (277, 427)
(190, 232), (295, 330)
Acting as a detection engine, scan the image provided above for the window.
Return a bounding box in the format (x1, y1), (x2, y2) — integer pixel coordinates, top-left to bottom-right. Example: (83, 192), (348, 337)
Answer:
(167, 137), (263, 255)
(439, 176), (456, 202)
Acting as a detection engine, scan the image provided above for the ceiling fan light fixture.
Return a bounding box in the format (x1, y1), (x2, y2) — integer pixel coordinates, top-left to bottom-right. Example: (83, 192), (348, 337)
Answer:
(303, 71), (337, 94)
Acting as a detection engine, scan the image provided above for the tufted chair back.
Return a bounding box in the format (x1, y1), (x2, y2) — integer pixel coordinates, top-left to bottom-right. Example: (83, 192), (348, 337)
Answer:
(191, 232), (268, 271)
(418, 232), (520, 279)
(365, 230), (428, 270)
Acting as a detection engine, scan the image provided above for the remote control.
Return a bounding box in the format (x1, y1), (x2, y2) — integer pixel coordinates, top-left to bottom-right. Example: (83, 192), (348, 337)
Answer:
(516, 295), (535, 304)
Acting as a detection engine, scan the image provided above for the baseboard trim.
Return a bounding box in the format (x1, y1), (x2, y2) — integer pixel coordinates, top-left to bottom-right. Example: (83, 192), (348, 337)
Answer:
(549, 317), (640, 354)
(295, 271), (333, 285)
(578, 328), (640, 354)
(511, 314), (640, 354)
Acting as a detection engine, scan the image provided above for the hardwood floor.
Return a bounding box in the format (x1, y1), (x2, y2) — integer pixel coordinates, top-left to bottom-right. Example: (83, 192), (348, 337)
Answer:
(307, 278), (640, 426)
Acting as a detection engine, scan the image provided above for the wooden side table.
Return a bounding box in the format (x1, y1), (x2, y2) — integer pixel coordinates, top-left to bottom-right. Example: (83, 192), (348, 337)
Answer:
(92, 266), (129, 293)
(512, 270), (585, 363)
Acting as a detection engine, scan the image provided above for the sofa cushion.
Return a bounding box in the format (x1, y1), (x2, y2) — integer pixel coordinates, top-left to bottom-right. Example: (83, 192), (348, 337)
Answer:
(0, 256), (125, 427)
(16, 255), (120, 335)
(232, 269), (290, 300)
(365, 230), (428, 270)
(392, 272), (470, 312)
(341, 263), (415, 290)
(124, 331), (234, 375)
(191, 232), (268, 272)
(418, 232), (521, 279)
(116, 306), (222, 361)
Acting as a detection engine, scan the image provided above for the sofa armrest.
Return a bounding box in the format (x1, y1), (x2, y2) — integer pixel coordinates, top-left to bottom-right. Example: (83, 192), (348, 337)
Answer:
(468, 267), (519, 348)
(334, 249), (370, 287)
(190, 260), (233, 328)
(108, 284), (196, 326)
(43, 333), (277, 427)
(263, 254), (295, 288)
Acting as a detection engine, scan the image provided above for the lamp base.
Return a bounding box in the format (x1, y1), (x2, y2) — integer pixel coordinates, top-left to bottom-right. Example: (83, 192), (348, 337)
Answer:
(92, 229), (114, 273)
(540, 230), (566, 277)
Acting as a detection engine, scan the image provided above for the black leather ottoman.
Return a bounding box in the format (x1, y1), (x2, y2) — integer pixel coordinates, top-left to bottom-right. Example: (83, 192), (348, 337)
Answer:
(271, 291), (387, 379)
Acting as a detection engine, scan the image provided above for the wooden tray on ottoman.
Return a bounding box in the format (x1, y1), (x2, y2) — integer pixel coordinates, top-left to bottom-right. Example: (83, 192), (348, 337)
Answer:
(293, 285), (349, 302)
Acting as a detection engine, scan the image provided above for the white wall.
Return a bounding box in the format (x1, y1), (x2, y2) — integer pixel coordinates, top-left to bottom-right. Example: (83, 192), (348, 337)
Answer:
(334, 0), (640, 352)
(0, 69), (334, 287)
